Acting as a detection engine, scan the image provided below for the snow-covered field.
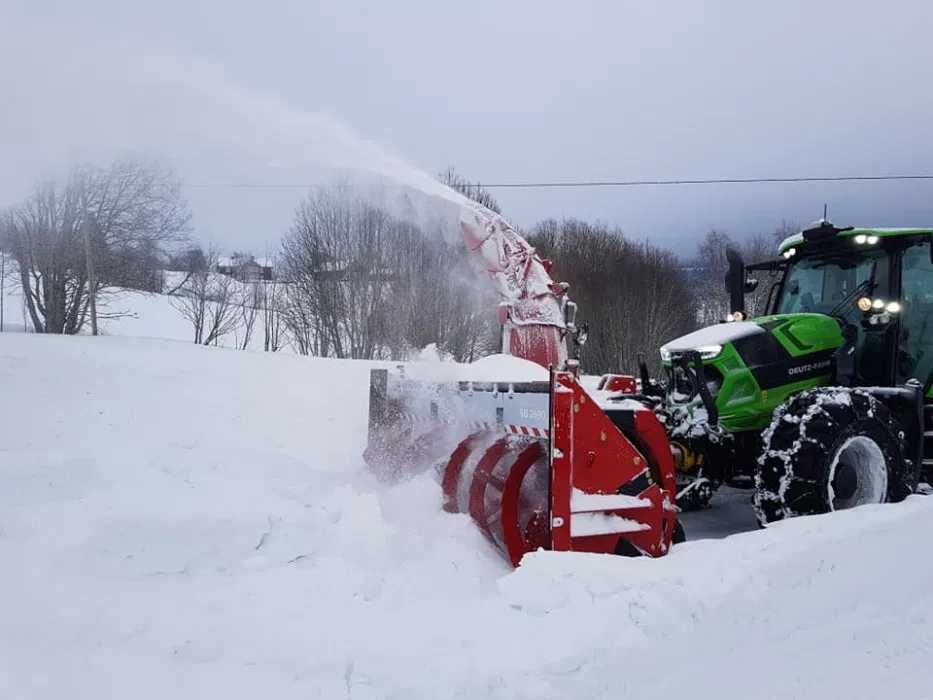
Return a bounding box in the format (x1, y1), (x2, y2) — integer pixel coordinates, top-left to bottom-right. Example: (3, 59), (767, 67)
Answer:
(2, 333), (932, 699)
(0, 269), (269, 350)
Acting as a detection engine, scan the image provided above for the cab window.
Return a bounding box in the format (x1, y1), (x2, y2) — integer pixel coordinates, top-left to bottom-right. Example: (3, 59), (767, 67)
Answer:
(897, 240), (933, 386)
(777, 249), (889, 321)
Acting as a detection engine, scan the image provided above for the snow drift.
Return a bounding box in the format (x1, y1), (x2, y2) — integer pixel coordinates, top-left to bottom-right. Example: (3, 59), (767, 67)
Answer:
(1, 334), (931, 699)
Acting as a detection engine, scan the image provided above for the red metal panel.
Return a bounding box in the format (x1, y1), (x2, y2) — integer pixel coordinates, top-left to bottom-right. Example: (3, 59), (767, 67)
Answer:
(552, 371), (676, 558)
(600, 374), (638, 394)
(441, 432), (485, 513)
(549, 370), (574, 552)
(438, 369), (676, 565)
(633, 410), (678, 498)
(499, 441), (547, 566)
(467, 438), (511, 537)
(507, 325), (565, 369)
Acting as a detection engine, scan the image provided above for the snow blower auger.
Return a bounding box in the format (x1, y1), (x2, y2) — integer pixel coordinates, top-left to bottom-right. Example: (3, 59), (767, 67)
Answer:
(364, 202), (680, 566)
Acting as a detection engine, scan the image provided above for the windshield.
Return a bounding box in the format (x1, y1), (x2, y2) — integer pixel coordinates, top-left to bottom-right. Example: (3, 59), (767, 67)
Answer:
(776, 250), (889, 317)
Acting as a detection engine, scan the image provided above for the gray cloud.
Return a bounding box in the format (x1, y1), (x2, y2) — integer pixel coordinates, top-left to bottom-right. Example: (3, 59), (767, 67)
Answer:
(2, 0), (932, 254)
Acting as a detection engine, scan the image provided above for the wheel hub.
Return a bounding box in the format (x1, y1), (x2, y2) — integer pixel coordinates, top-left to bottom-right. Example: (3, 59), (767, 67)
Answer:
(828, 436), (888, 510)
(831, 462), (858, 501)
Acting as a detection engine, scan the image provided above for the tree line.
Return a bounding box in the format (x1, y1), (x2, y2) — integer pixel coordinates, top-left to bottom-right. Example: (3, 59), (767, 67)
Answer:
(0, 160), (794, 375)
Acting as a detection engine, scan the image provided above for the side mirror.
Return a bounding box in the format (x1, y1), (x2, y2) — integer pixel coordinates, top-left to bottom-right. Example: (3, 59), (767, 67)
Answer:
(563, 299), (578, 330)
(724, 248), (747, 318)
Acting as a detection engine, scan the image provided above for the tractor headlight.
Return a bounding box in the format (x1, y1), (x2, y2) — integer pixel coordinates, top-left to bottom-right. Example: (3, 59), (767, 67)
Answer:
(696, 344), (723, 360)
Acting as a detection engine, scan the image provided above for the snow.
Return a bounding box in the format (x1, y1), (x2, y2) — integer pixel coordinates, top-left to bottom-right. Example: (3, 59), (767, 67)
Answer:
(570, 489), (650, 512)
(661, 320), (764, 353)
(2, 334), (933, 698)
(594, 395), (649, 412)
(405, 351), (549, 383)
(570, 513), (650, 537)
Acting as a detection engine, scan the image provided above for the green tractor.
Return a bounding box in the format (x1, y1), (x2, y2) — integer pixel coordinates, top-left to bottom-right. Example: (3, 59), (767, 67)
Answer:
(654, 220), (933, 524)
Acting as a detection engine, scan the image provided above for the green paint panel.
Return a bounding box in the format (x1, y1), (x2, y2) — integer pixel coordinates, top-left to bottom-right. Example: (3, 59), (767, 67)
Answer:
(695, 341), (832, 432)
(754, 314), (844, 358)
(663, 313), (845, 433)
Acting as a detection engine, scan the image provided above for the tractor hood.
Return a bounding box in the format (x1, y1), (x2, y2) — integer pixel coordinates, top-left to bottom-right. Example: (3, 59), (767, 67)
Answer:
(660, 313), (845, 433)
(661, 315), (843, 363)
(660, 321), (764, 361)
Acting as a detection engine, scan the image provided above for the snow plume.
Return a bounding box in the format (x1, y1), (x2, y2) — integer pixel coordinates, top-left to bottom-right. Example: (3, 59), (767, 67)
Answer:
(0, 21), (474, 248)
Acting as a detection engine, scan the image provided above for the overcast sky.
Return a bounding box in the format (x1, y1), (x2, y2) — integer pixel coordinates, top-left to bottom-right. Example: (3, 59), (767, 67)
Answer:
(2, 1), (932, 254)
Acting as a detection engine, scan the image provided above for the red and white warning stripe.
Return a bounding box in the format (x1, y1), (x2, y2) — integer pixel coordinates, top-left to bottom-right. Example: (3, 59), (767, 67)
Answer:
(399, 412), (549, 438)
(505, 424), (548, 438)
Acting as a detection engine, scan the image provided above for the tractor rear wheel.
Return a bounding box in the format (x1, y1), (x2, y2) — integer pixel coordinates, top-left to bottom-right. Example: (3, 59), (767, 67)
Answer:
(754, 388), (914, 526)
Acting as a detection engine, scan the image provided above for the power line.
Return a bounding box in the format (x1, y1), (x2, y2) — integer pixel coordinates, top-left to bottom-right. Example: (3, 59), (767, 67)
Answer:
(183, 173), (933, 190)
(478, 174), (933, 189)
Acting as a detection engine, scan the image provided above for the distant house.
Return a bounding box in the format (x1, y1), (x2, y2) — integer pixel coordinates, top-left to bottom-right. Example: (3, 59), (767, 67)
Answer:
(215, 255), (274, 282)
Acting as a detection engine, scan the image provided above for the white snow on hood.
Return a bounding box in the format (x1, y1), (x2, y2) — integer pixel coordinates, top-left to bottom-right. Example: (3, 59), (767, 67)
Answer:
(661, 321), (764, 353)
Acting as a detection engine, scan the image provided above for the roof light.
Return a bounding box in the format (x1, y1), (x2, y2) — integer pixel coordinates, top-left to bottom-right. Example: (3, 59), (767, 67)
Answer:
(885, 301), (902, 314)
(854, 234), (868, 244)
(783, 247), (797, 259)
(857, 297), (872, 312)
(866, 235), (880, 245)
(871, 298), (885, 310)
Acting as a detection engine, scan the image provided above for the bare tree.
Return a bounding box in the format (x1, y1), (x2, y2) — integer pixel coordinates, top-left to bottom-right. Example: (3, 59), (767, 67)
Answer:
(260, 276), (284, 352)
(171, 258), (210, 344)
(438, 167), (501, 214)
(1, 159), (189, 334)
(170, 248), (242, 345)
(279, 182), (501, 362)
(529, 219), (696, 374)
(238, 281), (260, 350)
(383, 225), (498, 361)
(163, 246), (208, 295)
(279, 184), (401, 360)
(692, 227), (787, 325)
(0, 242), (6, 332)
(202, 273), (242, 346)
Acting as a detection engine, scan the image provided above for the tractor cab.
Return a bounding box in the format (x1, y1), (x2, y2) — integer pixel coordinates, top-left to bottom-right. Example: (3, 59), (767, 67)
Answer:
(746, 222), (933, 392)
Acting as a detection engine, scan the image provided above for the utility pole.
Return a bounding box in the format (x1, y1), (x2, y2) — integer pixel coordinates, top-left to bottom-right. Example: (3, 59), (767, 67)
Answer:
(82, 212), (98, 336)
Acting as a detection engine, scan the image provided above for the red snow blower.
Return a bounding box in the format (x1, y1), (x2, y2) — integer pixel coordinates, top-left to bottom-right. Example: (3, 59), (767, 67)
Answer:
(364, 203), (680, 566)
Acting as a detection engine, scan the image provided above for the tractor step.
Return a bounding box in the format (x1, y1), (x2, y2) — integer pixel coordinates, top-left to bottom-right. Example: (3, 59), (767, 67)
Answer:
(923, 404), (933, 483)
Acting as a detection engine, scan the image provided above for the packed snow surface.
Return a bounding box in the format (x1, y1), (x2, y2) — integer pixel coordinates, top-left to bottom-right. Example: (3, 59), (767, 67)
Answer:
(2, 334), (932, 699)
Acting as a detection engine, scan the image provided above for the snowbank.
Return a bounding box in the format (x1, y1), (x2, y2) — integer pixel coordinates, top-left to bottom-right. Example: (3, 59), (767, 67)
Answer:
(1, 334), (931, 699)
(405, 351), (549, 382)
